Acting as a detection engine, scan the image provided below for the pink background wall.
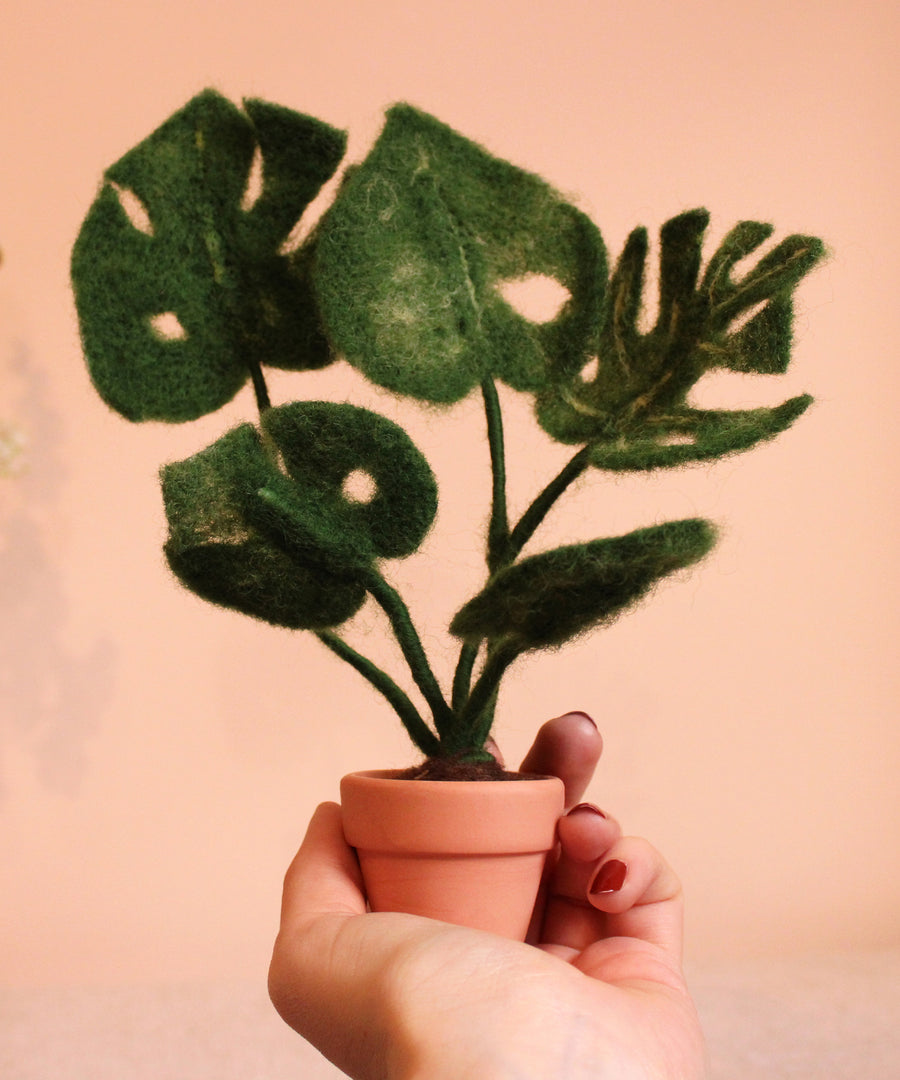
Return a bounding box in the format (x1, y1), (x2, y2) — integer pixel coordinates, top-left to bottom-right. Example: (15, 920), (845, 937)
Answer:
(1, 0), (897, 989)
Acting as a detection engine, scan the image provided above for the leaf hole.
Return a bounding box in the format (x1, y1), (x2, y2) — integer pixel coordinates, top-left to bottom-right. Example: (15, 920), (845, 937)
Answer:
(342, 469), (377, 504)
(241, 144), (264, 212)
(728, 299), (769, 335)
(149, 312), (188, 341)
(689, 369), (787, 410)
(498, 274), (571, 323)
(726, 230), (782, 284)
(110, 182), (153, 236)
(579, 355), (600, 382)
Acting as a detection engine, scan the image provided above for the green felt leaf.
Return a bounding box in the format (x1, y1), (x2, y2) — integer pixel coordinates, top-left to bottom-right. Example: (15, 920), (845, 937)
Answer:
(700, 220), (775, 303)
(587, 395), (813, 471)
(717, 295), (795, 375)
(72, 89), (346, 422)
(314, 103), (606, 403)
(536, 210), (824, 465)
(162, 424), (366, 630)
(161, 401), (437, 627)
(252, 401), (438, 571)
(655, 208), (709, 341)
(450, 519), (717, 651)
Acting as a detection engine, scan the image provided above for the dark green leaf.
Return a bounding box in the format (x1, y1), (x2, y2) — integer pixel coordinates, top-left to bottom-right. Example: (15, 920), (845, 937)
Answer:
(537, 209), (824, 466)
(314, 103), (606, 403)
(587, 395), (813, 471)
(161, 401), (438, 626)
(72, 89), (346, 422)
(450, 519), (717, 651)
(260, 401), (438, 560)
(161, 425), (365, 629)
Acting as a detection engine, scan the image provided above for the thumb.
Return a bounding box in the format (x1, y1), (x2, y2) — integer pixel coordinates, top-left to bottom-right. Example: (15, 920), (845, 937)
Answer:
(276, 801), (367, 928)
(268, 803), (440, 1080)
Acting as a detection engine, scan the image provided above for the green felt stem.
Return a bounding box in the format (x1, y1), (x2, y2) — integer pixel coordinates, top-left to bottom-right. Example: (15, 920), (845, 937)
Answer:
(316, 631), (441, 757)
(482, 379), (510, 573)
(452, 642), (520, 752)
(447, 380), (508, 720)
(247, 355), (272, 415)
(507, 445), (591, 561)
(448, 413), (589, 747)
(468, 692), (498, 755)
(451, 640), (480, 713)
(364, 569), (455, 739)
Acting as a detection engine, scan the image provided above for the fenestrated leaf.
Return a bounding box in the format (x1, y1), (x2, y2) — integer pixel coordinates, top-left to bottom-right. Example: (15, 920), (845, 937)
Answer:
(536, 209), (825, 467)
(161, 424), (366, 630)
(72, 89), (346, 422)
(161, 400), (438, 626)
(314, 103), (606, 403)
(261, 401), (438, 560)
(450, 519), (717, 652)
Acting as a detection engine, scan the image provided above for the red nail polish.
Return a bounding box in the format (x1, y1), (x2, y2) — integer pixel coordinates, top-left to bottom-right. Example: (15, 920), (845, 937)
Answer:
(590, 859), (627, 895)
(568, 802), (608, 819)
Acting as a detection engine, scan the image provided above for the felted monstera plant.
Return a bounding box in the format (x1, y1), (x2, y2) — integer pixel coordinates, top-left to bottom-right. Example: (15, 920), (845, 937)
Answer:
(72, 89), (824, 777)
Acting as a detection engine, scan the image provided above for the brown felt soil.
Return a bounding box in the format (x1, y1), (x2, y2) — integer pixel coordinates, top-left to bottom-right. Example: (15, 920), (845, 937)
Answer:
(398, 758), (531, 781)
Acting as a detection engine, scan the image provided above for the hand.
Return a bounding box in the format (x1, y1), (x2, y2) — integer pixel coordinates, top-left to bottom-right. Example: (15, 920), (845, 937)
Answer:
(269, 713), (707, 1080)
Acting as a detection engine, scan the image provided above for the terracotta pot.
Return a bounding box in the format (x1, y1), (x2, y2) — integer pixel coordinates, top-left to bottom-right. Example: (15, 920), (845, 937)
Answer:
(340, 769), (565, 940)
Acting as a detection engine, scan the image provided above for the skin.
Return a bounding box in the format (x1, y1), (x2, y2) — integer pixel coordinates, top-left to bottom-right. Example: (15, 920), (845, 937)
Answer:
(269, 713), (708, 1080)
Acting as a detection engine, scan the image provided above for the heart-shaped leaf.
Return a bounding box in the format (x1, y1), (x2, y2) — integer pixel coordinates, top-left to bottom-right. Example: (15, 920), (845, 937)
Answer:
(314, 103), (606, 403)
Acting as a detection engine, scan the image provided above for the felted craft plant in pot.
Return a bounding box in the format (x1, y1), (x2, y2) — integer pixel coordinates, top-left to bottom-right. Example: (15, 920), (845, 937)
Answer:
(72, 89), (824, 938)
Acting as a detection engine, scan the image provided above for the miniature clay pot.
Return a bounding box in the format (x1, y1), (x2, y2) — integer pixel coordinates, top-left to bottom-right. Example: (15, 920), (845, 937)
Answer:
(340, 769), (565, 940)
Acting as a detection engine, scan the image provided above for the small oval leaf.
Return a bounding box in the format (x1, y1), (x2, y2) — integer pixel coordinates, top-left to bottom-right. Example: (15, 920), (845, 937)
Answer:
(451, 519), (717, 651)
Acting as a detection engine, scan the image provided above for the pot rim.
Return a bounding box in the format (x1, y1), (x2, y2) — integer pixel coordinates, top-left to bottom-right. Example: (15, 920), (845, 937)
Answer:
(340, 769), (565, 854)
(347, 768), (561, 784)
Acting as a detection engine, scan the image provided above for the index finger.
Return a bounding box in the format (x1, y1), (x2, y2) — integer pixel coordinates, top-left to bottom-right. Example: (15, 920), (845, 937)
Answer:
(519, 712), (602, 809)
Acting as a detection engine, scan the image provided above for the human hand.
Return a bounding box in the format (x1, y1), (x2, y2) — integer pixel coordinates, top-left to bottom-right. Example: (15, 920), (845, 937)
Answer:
(269, 713), (707, 1079)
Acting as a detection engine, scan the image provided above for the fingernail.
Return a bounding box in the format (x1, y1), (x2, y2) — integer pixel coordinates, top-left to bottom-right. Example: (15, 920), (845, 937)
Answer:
(568, 711), (597, 728)
(568, 802), (608, 819)
(590, 859), (627, 895)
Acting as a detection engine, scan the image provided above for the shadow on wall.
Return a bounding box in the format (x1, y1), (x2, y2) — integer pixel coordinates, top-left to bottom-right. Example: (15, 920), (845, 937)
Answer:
(0, 340), (116, 800)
